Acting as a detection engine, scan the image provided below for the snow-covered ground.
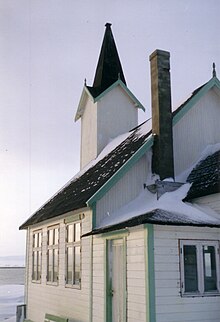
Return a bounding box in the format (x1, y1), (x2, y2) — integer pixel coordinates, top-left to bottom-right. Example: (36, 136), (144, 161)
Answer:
(0, 285), (24, 322)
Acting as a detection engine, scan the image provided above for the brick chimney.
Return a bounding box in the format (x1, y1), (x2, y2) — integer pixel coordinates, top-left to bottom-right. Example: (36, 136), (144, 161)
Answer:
(149, 50), (174, 180)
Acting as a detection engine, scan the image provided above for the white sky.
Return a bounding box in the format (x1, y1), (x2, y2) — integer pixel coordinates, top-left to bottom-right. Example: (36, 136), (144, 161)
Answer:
(0, 0), (219, 256)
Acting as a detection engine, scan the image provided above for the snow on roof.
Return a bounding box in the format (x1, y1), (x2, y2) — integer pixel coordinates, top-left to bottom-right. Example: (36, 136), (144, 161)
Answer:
(177, 143), (220, 183)
(20, 121), (152, 229)
(95, 183), (220, 231)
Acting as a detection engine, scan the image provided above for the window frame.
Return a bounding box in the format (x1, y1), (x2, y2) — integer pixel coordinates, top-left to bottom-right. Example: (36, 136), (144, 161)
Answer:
(180, 239), (220, 297)
(46, 225), (60, 285)
(65, 220), (81, 289)
(32, 229), (42, 283)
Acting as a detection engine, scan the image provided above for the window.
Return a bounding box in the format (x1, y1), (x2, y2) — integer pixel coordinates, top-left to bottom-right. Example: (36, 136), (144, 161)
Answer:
(47, 226), (59, 284)
(65, 221), (81, 287)
(32, 230), (42, 282)
(180, 240), (220, 296)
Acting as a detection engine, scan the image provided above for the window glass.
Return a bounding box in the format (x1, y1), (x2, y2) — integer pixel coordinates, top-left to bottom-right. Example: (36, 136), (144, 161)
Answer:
(67, 224), (73, 243)
(75, 223), (80, 242)
(47, 226), (59, 284)
(53, 249), (58, 282)
(67, 247), (73, 284)
(183, 245), (198, 293)
(48, 249), (53, 282)
(203, 246), (217, 292)
(54, 228), (59, 245)
(38, 233), (42, 247)
(74, 246), (80, 285)
(49, 230), (53, 246)
(32, 230), (42, 282)
(65, 221), (81, 287)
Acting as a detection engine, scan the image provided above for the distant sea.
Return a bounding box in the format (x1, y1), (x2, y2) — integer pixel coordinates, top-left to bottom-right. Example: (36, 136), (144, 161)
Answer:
(0, 267), (25, 285)
(0, 256), (25, 321)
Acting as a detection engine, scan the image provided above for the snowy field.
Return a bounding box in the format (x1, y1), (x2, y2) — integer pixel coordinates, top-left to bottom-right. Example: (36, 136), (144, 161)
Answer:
(0, 257), (25, 322)
(0, 284), (24, 322)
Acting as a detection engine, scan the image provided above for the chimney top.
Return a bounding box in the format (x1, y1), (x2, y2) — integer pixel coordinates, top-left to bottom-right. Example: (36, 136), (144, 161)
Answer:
(149, 49), (170, 61)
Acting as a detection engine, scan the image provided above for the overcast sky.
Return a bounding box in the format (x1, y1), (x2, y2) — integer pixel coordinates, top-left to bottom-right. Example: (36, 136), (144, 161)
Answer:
(0, 0), (219, 257)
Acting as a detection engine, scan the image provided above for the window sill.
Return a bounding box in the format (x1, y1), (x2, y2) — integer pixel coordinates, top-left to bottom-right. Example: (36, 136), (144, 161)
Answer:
(46, 281), (59, 286)
(181, 291), (220, 298)
(31, 280), (41, 284)
(65, 284), (81, 290)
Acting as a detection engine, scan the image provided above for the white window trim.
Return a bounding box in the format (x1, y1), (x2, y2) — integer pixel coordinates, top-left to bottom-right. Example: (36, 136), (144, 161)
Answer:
(46, 225), (60, 285)
(180, 239), (220, 297)
(32, 229), (42, 283)
(65, 220), (82, 289)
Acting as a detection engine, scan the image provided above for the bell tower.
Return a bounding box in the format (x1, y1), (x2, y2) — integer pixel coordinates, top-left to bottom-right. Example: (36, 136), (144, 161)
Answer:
(75, 24), (144, 169)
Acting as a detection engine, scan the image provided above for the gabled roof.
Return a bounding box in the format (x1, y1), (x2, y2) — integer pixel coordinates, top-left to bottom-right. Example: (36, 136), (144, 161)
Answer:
(74, 80), (145, 121)
(21, 73), (220, 230)
(92, 23), (126, 97)
(173, 76), (220, 125)
(186, 150), (220, 200)
(20, 123), (152, 230)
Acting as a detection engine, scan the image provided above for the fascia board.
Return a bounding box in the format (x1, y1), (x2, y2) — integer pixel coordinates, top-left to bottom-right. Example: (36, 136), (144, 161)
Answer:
(86, 135), (153, 206)
(173, 77), (220, 126)
(94, 80), (146, 112)
(74, 86), (94, 122)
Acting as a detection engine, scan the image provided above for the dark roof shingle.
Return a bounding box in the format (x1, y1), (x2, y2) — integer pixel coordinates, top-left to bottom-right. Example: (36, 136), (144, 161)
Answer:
(20, 125), (151, 229)
(186, 150), (220, 200)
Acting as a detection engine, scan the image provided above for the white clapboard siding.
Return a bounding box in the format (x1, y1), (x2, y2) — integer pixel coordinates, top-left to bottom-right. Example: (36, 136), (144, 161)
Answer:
(193, 193), (220, 214)
(81, 97), (98, 169)
(26, 210), (92, 322)
(126, 227), (146, 322)
(97, 85), (138, 157)
(96, 153), (149, 226)
(154, 225), (220, 322)
(173, 89), (220, 176)
(91, 226), (146, 322)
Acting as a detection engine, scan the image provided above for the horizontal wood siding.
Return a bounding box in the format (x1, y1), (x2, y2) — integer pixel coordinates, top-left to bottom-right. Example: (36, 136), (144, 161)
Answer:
(96, 153), (150, 226)
(173, 89), (220, 177)
(127, 227), (146, 322)
(193, 193), (220, 214)
(92, 226), (146, 322)
(26, 210), (92, 322)
(154, 225), (220, 322)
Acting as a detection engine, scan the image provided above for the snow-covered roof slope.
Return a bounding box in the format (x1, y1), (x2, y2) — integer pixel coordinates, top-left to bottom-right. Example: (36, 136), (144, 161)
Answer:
(186, 146), (220, 200)
(84, 183), (220, 236)
(20, 121), (152, 229)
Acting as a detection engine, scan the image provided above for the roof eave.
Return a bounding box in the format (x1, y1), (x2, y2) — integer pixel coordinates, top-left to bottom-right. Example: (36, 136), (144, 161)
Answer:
(94, 79), (146, 112)
(74, 86), (95, 122)
(173, 76), (220, 126)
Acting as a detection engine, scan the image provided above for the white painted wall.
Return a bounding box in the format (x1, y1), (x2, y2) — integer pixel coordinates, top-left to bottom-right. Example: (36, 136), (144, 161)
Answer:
(92, 226), (146, 322)
(173, 89), (220, 177)
(26, 210), (92, 322)
(80, 85), (138, 169)
(96, 153), (150, 227)
(97, 85), (138, 155)
(80, 96), (98, 169)
(154, 225), (220, 322)
(193, 193), (220, 215)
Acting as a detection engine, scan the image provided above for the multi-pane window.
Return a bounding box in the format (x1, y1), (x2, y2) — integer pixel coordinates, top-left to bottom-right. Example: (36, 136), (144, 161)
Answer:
(32, 230), (42, 282)
(66, 222), (81, 287)
(180, 240), (220, 296)
(47, 226), (59, 284)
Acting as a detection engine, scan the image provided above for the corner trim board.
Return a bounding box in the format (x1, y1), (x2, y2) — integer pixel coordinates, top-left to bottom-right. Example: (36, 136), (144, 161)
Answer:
(144, 224), (156, 322)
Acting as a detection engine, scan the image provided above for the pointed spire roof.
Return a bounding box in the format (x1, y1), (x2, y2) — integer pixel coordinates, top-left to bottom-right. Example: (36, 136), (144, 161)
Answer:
(87, 23), (126, 98)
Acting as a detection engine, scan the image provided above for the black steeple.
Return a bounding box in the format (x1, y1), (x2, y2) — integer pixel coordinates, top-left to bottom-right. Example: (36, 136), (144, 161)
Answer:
(87, 23), (126, 98)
